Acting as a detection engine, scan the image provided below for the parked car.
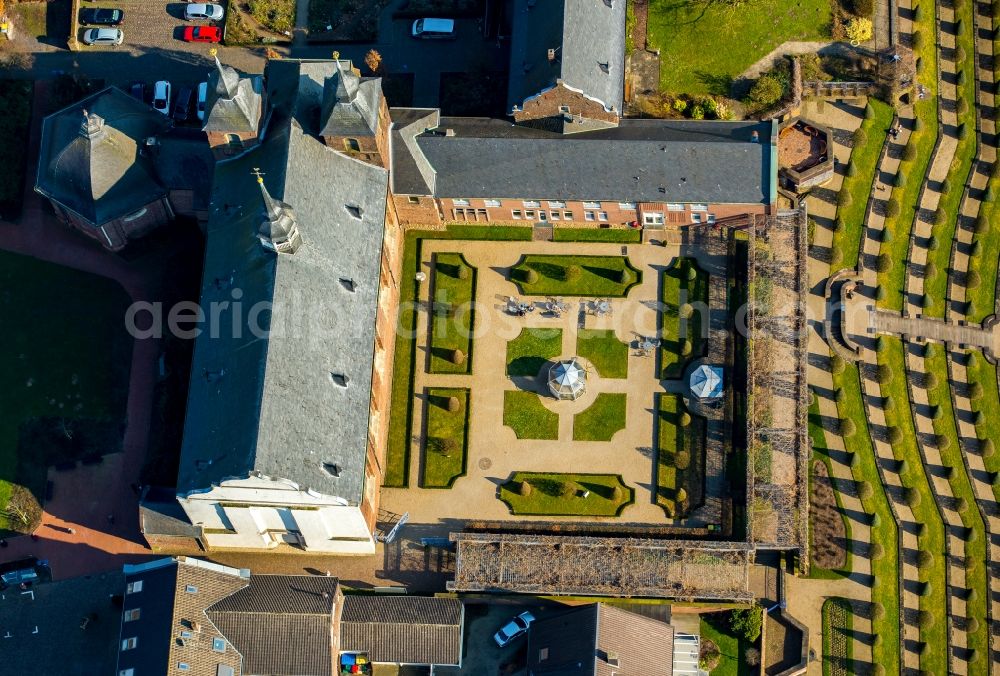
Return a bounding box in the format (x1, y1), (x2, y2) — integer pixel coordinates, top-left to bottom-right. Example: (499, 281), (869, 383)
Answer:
(81, 27), (123, 46)
(128, 81), (146, 103)
(184, 3), (224, 21)
(411, 17), (455, 39)
(196, 81), (208, 121)
(493, 611), (535, 647)
(173, 86), (193, 122)
(182, 25), (222, 43)
(152, 80), (171, 115)
(79, 8), (124, 26)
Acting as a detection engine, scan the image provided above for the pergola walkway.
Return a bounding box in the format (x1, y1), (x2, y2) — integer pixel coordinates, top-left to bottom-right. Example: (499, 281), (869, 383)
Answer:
(868, 309), (997, 351)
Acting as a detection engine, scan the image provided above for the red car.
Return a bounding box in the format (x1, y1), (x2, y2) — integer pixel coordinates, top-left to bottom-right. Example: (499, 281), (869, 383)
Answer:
(182, 25), (221, 42)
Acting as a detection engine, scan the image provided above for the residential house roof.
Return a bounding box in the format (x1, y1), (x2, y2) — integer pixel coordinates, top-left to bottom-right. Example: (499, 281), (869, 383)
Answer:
(35, 87), (170, 226)
(506, 0), (626, 115)
(177, 58), (389, 506)
(340, 596), (463, 666)
(392, 115), (773, 204)
(207, 575), (340, 675)
(117, 557), (248, 676)
(525, 603), (675, 676)
(389, 107), (439, 195)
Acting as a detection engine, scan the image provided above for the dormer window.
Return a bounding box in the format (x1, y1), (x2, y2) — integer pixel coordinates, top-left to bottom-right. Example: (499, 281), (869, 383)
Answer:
(339, 277), (356, 293)
(323, 462), (342, 477)
(330, 372), (349, 388)
(345, 138), (360, 152)
(345, 204), (363, 219)
(598, 62), (610, 74)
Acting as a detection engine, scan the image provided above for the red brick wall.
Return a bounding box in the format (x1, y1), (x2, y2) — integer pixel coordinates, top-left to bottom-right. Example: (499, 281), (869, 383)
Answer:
(54, 197), (173, 251)
(207, 131), (259, 160)
(392, 194), (442, 227)
(513, 83), (620, 127)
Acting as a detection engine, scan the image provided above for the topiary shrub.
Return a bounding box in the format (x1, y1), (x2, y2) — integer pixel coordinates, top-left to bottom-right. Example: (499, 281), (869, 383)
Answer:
(831, 354), (846, 375)
(935, 433), (951, 451)
(559, 480), (577, 498)
(912, 29), (925, 50)
(930, 404), (943, 420)
(518, 480), (532, 497)
(918, 609), (935, 629)
(681, 339), (692, 356)
(449, 348), (466, 365)
(923, 371), (938, 389)
(524, 268), (540, 284)
(687, 264), (698, 281)
(885, 198), (900, 218)
(617, 267), (633, 285)
(895, 170), (906, 188)
(877, 363), (893, 384)
(970, 239), (983, 257)
(676, 487), (688, 504)
(859, 480), (875, 500)
(446, 396), (461, 412)
(871, 601), (886, 620)
(903, 143), (918, 161)
(966, 269), (982, 289)
(679, 303), (694, 319)
(916, 549), (933, 569)
(980, 437), (995, 458)
(975, 213), (991, 234)
(729, 607), (763, 642)
(847, 160), (858, 177)
(969, 381), (984, 400)
(870, 542), (884, 560)
(840, 418), (857, 437)
(853, 127), (868, 147)
(675, 450), (691, 470)
(457, 265), (470, 280)
(876, 253), (892, 272)
(679, 411), (692, 428)
(565, 265), (582, 282)
(887, 425), (903, 444)
(956, 496), (969, 514)
(958, 122), (969, 140)
(835, 387), (846, 404)
(837, 189), (853, 208)
(927, 234), (939, 251)
(906, 487), (922, 508)
(933, 207), (948, 226)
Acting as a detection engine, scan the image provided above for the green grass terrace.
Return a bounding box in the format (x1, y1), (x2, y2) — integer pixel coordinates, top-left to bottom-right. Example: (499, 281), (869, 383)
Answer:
(503, 390), (559, 441)
(429, 252), (476, 374)
(576, 329), (628, 379)
(510, 255), (641, 297)
(506, 327), (563, 378)
(655, 393), (706, 519)
(499, 472), (633, 517)
(831, 363), (900, 674)
(659, 258), (709, 379)
(420, 388), (470, 488)
(573, 393), (627, 442)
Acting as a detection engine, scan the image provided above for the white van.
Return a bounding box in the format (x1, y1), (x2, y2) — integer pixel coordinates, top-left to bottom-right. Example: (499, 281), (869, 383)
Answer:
(411, 18), (455, 39)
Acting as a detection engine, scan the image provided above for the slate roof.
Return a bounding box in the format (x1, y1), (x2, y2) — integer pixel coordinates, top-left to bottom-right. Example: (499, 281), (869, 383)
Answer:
(395, 118), (773, 204)
(507, 0), (626, 115)
(526, 604), (674, 676)
(177, 58), (389, 505)
(0, 570), (123, 676)
(319, 63), (383, 137)
(340, 596), (463, 666)
(35, 86), (170, 226)
(153, 128), (215, 209)
(203, 57), (263, 134)
(389, 107), (439, 195)
(208, 575), (340, 676)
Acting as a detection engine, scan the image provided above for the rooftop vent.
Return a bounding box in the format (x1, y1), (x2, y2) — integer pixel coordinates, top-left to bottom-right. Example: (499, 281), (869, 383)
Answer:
(322, 462), (342, 478)
(606, 652), (620, 667)
(345, 204), (363, 220)
(598, 62), (610, 74)
(603, 0), (614, 7)
(204, 369), (226, 383)
(330, 372), (350, 388)
(445, 128), (456, 137)
(547, 48), (557, 62)
(339, 277), (356, 293)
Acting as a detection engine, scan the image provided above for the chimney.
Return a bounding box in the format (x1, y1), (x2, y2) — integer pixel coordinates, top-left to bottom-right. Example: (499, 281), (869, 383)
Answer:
(547, 48), (556, 62)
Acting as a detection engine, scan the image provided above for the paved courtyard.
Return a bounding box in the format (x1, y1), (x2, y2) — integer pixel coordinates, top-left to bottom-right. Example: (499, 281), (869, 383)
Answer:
(382, 236), (733, 537)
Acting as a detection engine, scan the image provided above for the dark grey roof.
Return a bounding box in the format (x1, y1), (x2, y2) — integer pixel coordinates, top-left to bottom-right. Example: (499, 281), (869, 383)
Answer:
(319, 64), (383, 137)
(117, 559), (179, 676)
(340, 596), (463, 666)
(208, 575), (339, 676)
(408, 119), (773, 203)
(140, 497), (203, 537)
(153, 128), (215, 208)
(507, 0), (625, 115)
(35, 86), (170, 225)
(203, 57), (263, 134)
(526, 604), (674, 676)
(0, 570), (124, 676)
(389, 107), (439, 195)
(177, 59), (389, 505)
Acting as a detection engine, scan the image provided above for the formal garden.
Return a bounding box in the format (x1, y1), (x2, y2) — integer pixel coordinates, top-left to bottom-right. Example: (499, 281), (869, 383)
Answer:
(499, 472), (633, 517)
(0, 251), (133, 535)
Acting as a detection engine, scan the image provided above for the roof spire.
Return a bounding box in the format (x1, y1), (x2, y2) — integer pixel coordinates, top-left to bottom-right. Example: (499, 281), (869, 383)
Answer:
(79, 108), (105, 139)
(214, 54), (240, 99)
(252, 169), (302, 254)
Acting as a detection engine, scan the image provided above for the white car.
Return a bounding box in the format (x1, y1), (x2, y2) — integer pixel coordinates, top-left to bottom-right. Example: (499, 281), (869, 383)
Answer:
(493, 610), (535, 647)
(196, 81), (208, 121)
(82, 27), (123, 46)
(153, 80), (172, 115)
(184, 3), (224, 21)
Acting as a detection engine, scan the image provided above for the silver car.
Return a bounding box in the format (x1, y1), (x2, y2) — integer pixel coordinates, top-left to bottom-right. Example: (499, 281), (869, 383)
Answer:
(184, 3), (224, 20)
(82, 27), (124, 45)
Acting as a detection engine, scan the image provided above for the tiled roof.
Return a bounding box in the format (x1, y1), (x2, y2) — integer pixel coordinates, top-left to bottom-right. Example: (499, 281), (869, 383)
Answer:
(340, 596), (463, 666)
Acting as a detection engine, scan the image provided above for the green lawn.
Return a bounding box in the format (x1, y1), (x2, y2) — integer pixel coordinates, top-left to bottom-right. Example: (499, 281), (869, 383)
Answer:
(924, 0), (976, 318)
(832, 99), (894, 271)
(502, 390), (559, 440)
(499, 472), (633, 516)
(0, 80), (32, 221)
(576, 329), (628, 379)
(0, 251), (133, 534)
(659, 258), (709, 378)
(511, 255), (642, 297)
(876, 0), (938, 310)
(573, 393), (627, 442)
(923, 349), (988, 660)
(821, 598), (854, 676)
(967, 168), (1000, 322)
(506, 327), (563, 377)
(807, 396), (853, 578)
(831, 364), (900, 675)
(699, 613), (753, 676)
(876, 338), (946, 674)
(655, 393), (705, 518)
(421, 388), (470, 488)
(646, 0), (830, 95)
(552, 228), (642, 243)
(965, 352), (1000, 502)
(429, 253), (476, 374)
